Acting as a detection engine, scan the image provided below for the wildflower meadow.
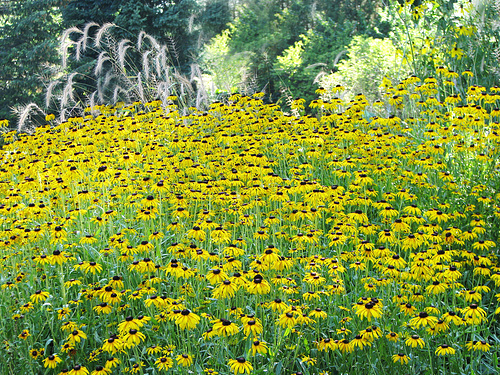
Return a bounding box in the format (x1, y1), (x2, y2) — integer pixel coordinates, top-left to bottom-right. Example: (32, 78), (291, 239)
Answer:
(1, 68), (500, 375)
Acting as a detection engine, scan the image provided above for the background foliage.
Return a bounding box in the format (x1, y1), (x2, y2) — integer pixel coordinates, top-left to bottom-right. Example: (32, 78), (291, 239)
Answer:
(0, 0), (499, 127)
(0, 0), (64, 123)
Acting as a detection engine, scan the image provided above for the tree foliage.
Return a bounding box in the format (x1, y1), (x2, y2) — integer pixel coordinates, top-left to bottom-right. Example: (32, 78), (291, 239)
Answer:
(4, 0), (499, 127)
(0, 0), (64, 124)
(221, 0), (390, 104)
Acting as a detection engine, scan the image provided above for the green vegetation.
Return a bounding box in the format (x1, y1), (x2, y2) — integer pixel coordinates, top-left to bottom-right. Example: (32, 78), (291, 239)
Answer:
(1, 0), (499, 128)
(1, 1), (500, 375)
(1, 71), (500, 374)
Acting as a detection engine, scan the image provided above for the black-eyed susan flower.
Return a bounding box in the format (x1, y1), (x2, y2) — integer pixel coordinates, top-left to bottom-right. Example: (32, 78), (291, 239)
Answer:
(50, 225), (68, 244)
(105, 357), (120, 369)
(213, 319), (239, 336)
(117, 316), (139, 333)
(351, 334), (371, 349)
(176, 354), (193, 367)
(42, 354), (62, 368)
(146, 345), (163, 355)
(268, 298), (288, 312)
(206, 268), (228, 285)
(441, 310), (463, 326)
(90, 366), (111, 375)
(354, 299), (383, 321)
(409, 311), (438, 328)
(247, 274), (271, 295)
(338, 339), (354, 354)
(122, 329), (145, 348)
(175, 309), (200, 330)
(309, 308), (327, 319)
(64, 279), (82, 288)
(360, 326), (382, 341)
(29, 348), (41, 359)
(212, 280), (238, 299)
(336, 327), (351, 336)
(386, 332), (399, 342)
(81, 261), (102, 275)
(128, 362), (145, 374)
(155, 356), (174, 371)
(202, 328), (217, 341)
(405, 335), (425, 348)
(278, 312), (297, 329)
(49, 250), (69, 265)
(432, 319), (449, 334)
(69, 365), (89, 375)
(435, 344), (455, 356)
(30, 290), (50, 303)
(468, 340), (491, 352)
(317, 338), (338, 352)
(228, 357), (253, 374)
(392, 353), (410, 364)
(242, 318), (263, 337)
(462, 304), (487, 325)
(463, 289), (482, 303)
(204, 368), (218, 375)
(20, 302), (35, 313)
(426, 280), (448, 294)
(250, 340), (268, 356)
(67, 329), (87, 345)
(93, 302), (112, 315)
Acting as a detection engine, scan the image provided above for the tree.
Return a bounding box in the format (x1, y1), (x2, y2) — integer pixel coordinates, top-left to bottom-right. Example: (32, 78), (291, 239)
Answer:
(62, 0), (200, 70)
(199, 0), (231, 42)
(223, 0), (389, 104)
(0, 0), (64, 125)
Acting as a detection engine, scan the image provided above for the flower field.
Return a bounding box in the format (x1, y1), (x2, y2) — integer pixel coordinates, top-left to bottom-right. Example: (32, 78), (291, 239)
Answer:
(1, 72), (500, 375)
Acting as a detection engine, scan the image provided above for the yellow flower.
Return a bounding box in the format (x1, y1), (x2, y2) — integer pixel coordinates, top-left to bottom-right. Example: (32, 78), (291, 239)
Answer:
(155, 356), (174, 371)
(317, 338), (338, 352)
(90, 366), (111, 375)
(338, 339), (354, 354)
(409, 312), (438, 329)
(435, 344), (455, 356)
(93, 302), (113, 315)
(386, 332), (399, 342)
(81, 261), (103, 274)
(206, 268), (229, 285)
(30, 290), (50, 304)
(228, 358), (253, 374)
(176, 354), (193, 367)
(101, 337), (124, 354)
(212, 280), (239, 299)
(392, 353), (410, 364)
(250, 340), (268, 356)
(278, 312), (297, 329)
(122, 329), (146, 348)
(354, 299), (383, 321)
(462, 304), (487, 325)
(242, 318), (263, 337)
(175, 309), (200, 330)
(20, 302), (35, 313)
(213, 319), (239, 336)
(405, 335), (425, 348)
(43, 354), (62, 368)
(467, 340), (491, 352)
(69, 365), (89, 375)
(67, 329), (87, 345)
(351, 334), (371, 350)
(246, 274), (271, 295)
(309, 308), (327, 319)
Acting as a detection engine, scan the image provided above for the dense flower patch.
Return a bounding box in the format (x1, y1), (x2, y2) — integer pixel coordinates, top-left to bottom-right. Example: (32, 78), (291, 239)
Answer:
(1, 73), (499, 374)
